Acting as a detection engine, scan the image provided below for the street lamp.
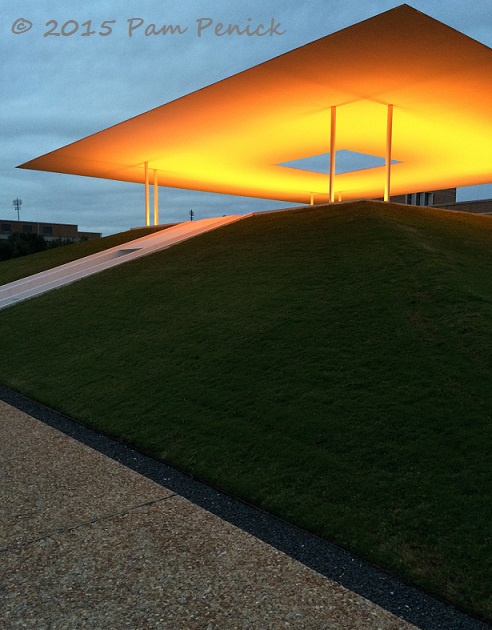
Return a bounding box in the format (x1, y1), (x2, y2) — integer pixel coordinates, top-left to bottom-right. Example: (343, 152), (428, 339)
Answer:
(13, 198), (22, 221)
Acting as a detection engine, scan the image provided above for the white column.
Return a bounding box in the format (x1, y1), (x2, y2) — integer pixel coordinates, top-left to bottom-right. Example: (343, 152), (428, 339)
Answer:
(310, 193), (314, 206)
(153, 169), (159, 225)
(144, 162), (150, 226)
(329, 106), (337, 203)
(384, 104), (394, 202)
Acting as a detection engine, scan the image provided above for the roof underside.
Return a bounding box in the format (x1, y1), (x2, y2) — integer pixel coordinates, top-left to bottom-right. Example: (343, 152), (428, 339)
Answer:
(19, 4), (492, 204)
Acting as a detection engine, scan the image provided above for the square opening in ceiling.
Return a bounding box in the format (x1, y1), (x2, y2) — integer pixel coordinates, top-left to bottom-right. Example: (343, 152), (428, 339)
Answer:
(278, 150), (398, 175)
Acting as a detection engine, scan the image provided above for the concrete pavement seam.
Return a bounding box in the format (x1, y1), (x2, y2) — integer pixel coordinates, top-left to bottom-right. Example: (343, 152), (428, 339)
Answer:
(1, 494), (177, 554)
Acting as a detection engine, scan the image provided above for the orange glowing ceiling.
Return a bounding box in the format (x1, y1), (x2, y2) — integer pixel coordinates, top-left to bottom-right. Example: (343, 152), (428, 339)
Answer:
(19, 4), (492, 204)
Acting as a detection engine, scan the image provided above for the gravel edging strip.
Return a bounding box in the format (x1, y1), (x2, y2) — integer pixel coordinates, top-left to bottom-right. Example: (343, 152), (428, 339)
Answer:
(1, 385), (489, 630)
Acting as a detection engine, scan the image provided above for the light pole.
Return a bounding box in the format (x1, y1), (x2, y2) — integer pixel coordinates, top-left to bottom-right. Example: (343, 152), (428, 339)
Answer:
(13, 198), (22, 221)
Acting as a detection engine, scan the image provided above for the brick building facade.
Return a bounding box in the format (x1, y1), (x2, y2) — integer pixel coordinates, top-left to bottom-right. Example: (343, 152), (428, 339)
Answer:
(390, 188), (492, 215)
(0, 220), (101, 242)
(390, 188), (457, 207)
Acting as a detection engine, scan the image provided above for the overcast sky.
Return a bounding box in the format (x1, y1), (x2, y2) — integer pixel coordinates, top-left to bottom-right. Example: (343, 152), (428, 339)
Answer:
(1, 0), (492, 236)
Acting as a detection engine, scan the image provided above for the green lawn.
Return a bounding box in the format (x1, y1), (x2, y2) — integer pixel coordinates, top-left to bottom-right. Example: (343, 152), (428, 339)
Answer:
(0, 225), (169, 286)
(0, 201), (490, 621)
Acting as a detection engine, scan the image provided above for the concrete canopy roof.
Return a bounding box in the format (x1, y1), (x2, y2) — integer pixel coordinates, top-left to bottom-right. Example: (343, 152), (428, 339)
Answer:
(19, 4), (492, 204)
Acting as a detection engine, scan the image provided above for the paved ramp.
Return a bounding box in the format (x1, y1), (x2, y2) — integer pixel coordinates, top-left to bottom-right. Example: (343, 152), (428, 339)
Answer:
(0, 215), (244, 310)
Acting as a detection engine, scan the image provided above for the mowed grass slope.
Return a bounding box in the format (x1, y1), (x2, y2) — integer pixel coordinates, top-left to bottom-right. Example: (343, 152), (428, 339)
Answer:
(0, 201), (491, 620)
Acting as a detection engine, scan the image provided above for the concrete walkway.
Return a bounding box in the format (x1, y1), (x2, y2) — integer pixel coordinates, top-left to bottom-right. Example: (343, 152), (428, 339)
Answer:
(0, 401), (420, 629)
(0, 215), (244, 310)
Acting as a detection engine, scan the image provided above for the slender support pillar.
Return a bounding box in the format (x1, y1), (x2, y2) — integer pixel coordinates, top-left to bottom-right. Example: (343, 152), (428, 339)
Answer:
(384, 104), (394, 202)
(329, 106), (337, 203)
(310, 193), (314, 206)
(144, 162), (150, 226)
(153, 169), (159, 225)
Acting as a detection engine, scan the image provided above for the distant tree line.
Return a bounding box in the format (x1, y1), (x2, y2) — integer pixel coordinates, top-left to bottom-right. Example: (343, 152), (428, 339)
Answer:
(0, 232), (77, 262)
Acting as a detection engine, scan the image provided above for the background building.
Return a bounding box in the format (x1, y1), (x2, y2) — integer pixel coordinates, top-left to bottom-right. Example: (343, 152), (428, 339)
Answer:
(391, 188), (457, 207)
(0, 220), (101, 242)
(391, 188), (492, 214)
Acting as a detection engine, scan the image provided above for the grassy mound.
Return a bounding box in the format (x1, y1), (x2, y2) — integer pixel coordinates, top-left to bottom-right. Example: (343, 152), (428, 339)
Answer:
(0, 201), (490, 620)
